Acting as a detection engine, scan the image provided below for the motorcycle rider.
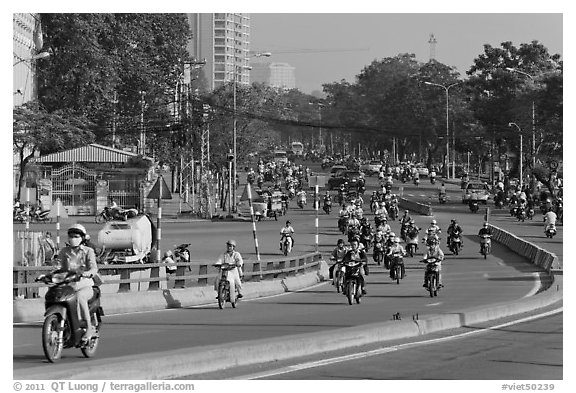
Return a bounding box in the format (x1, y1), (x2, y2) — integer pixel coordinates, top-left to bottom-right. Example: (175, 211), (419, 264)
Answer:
(162, 249), (177, 275)
(477, 222), (493, 253)
(280, 220), (295, 251)
(374, 201), (388, 227)
(543, 207), (557, 233)
(342, 238), (368, 295)
(329, 239), (348, 284)
(215, 239), (244, 299)
(387, 237), (406, 279)
(55, 224), (99, 341)
(422, 242), (445, 288)
(376, 216), (392, 234)
(446, 219), (463, 248)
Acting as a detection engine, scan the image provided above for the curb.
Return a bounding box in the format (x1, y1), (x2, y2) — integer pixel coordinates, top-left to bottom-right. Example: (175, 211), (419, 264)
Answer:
(15, 273), (561, 380)
(13, 261), (330, 323)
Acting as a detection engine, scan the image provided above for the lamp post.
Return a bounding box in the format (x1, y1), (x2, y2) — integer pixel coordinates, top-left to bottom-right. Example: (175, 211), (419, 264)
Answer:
(506, 68), (536, 169)
(424, 81), (461, 179)
(232, 52), (271, 213)
(309, 101), (325, 151)
(508, 122), (523, 189)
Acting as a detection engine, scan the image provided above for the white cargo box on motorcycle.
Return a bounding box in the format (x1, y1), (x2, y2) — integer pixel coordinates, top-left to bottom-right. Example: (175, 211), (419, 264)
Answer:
(97, 214), (155, 264)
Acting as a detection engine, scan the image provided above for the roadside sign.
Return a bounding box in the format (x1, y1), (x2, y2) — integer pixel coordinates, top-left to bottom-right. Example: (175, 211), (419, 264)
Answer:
(308, 175), (326, 188)
(147, 175), (172, 200)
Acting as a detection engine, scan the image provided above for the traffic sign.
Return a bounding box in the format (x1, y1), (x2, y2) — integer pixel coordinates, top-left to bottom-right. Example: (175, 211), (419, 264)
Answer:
(147, 176), (172, 200)
(308, 175), (326, 188)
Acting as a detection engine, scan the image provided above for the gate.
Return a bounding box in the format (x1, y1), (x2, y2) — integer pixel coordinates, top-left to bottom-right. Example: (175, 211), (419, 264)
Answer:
(51, 163), (97, 215)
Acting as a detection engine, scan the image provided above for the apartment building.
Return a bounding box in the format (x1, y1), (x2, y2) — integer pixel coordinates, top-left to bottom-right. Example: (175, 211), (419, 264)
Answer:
(187, 13), (251, 90)
(250, 62), (296, 90)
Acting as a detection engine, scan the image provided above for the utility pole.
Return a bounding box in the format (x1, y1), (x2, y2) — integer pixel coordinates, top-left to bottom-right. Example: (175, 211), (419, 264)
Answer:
(139, 91), (146, 155)
(111, 90), (118, 148)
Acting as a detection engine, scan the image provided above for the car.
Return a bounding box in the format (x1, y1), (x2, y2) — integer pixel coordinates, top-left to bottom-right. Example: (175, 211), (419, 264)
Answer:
(329, 165), (347, 176)
(462, 181), (491, 204)
(415, 164), (429, 177)
(360, 160), (382, 176)
(328, 170), (363, 190)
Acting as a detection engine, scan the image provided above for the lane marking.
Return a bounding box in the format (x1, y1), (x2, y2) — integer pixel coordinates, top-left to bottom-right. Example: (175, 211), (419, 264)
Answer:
(235, 307), (563, 380)
(523, 272), (542, 298)
(426, 302), (442, 306)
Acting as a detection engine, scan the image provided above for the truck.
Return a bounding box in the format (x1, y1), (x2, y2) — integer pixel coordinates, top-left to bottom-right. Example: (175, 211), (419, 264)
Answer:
(97, 214), (156, 264)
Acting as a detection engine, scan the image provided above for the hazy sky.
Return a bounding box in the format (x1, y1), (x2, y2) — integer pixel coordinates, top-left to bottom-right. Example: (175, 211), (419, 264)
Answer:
(250, 13), (563, 94)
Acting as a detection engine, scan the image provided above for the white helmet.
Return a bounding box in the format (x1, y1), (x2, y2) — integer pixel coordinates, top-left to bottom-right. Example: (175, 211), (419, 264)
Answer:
(67, 223), (87, 238)
(431, 220), (437, 225)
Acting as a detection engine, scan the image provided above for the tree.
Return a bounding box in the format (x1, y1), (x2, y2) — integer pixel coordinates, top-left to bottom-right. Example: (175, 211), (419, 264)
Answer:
(38, 14), (192, 160)
(13, 101), (95, 199)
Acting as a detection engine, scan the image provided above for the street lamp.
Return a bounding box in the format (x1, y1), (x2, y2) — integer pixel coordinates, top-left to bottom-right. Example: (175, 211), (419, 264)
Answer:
(424, 81), (462, 179)
(508, 122), (523, 189)
(309, 101), (325, 151)
(232, 52), (271, 213)
(505, 67), (536, 169)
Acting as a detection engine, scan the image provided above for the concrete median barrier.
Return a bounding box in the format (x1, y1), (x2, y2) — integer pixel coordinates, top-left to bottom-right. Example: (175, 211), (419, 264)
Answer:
(399, 197), (433, 216)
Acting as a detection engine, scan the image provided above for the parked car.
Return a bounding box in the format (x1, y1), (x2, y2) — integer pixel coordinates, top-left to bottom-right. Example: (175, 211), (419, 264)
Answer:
(328, 170), (363, 190)
(462, 181), (491, 204)
(360, 160), (382, 176)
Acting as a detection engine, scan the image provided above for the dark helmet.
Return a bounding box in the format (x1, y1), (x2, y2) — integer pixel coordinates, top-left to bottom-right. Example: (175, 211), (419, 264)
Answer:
(337, 239), (345, 245)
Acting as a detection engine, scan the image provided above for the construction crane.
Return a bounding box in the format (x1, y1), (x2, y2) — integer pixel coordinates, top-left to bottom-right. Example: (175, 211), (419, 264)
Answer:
(250, 47), (370, 55)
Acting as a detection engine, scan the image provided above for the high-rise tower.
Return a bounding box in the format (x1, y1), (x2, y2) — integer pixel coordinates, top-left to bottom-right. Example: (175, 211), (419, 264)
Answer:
(187, 13), (251, 90)
(428, 33), (437, 62)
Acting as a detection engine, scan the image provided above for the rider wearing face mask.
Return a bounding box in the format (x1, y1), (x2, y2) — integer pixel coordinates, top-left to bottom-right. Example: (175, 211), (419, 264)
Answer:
(55, 224), (99, 340)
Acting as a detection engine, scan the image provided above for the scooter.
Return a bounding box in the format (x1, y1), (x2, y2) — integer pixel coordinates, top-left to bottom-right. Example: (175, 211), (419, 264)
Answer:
(342, 261), (364, 305)
(330, 258), (346, 293)
(35, 271), (104, 362)
(373, 240), (385, 265)
(421, 257), (442, 298)
(545, 223), (557, 239)
(323, 199), (332, 214)
(405, 231), (419, 257)
(214, 263), (240, 309)
(297, 192), (307, 209)
(480, 234), (491, 259)
(389, 252), (406, 284)
(281, 234), (293, 256)
(469, 200), (479, 213)
(438, 193), (447, 204)
(430, 175), (436, 185)
(448, 232), (463, 255)
(413, 177), (420, 186)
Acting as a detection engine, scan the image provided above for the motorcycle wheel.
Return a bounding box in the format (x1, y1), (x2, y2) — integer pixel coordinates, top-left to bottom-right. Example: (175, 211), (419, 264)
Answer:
(355, 289), (361, 304)
(428, 275), (436, 298)
(395, 265), (401, 285)
(454, 244), (459, 255)
(42, 313), (64, 363)
(230, 291), (237, 309)
(95, 213), (106, 224)
(408, 246), (413, 258)
(217, 284), (227, 309)
(81, 329), (99, 358)
(347, 282), (354, 305)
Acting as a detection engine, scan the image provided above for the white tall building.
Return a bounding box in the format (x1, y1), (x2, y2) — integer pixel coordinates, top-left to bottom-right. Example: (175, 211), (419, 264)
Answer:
(187, 13), (251, 90)
(250, 62), (296, 90)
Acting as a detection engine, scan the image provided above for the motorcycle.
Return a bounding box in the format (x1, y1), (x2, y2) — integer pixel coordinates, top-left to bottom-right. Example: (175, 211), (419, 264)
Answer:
(347, 226), (361, 244)
(323, 199), (332, 214)
(413, 177), (420, 186)
(214, 263), (240, 309)
(421, 257), (442, 298)
(342, 261), (364, 305)
(174, 243), (191, 269)
(389, 252), (405, 284)
(297, 192), (307, 209)
(448, 232), (463, 255)
(13, 208), (27, 223)
(430, 175), (436, 185)
(373, 240), (385, 265)
(247, 172), (255, 185)
(331, 259), (346, 293)
(545, 223), (557, 239)
(438, 192), (447, 204)
(288, 187), (295, 200)
(338, 216), (348, 234)
(388, 204), (399, 221)
(95, 207), (128, 223)
(510, 205), (519, 217)
(480, 234), (491, 259)
(281, 234), (293, 256)
(516, 206), (526, 222)
(31, 207), (51, 223)
(370, 199), (379, 213)
(405, 229), (419, 257)
(526, 206), (535, 220)
(35, 271), (104, 362)
(360, 230), (373, 250)
(469, 200), (479, 213)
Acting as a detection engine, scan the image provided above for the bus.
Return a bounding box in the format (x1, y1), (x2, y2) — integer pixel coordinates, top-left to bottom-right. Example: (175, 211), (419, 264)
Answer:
(274, 150), (288, 164)
(291, 141), (304, 156)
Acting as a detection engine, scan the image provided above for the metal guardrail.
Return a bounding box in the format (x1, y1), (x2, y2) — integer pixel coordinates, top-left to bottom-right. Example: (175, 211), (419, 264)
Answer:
(13, 252), (323, 299)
